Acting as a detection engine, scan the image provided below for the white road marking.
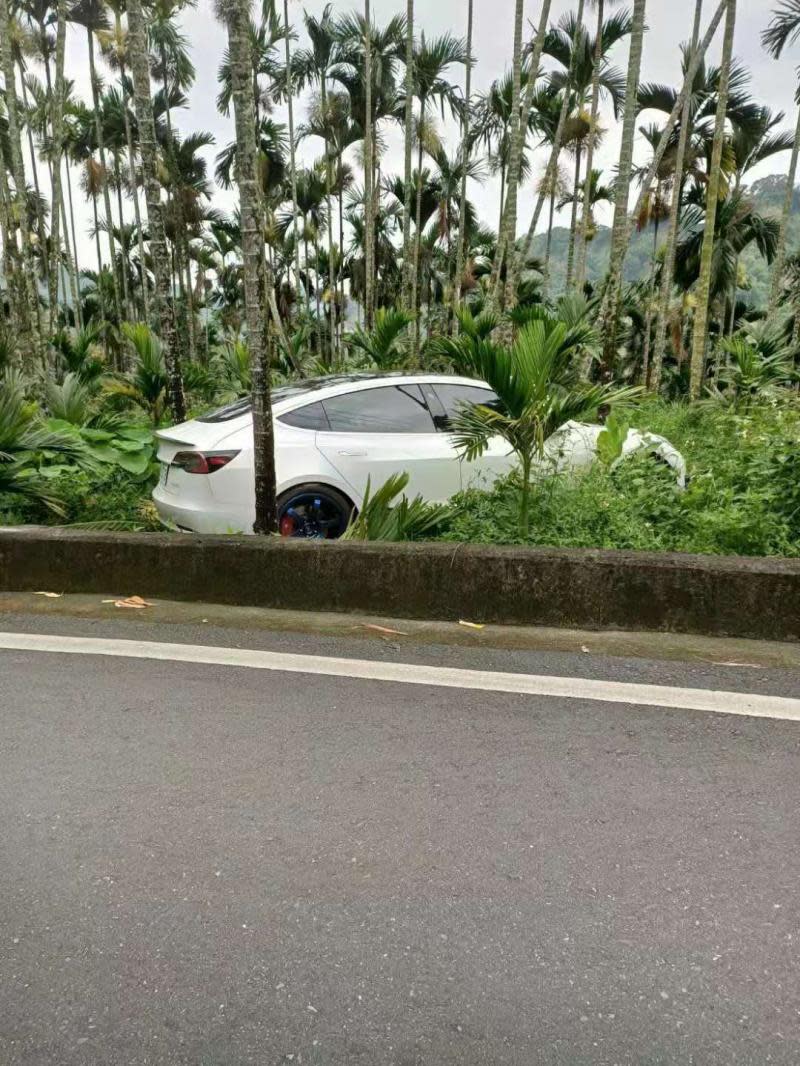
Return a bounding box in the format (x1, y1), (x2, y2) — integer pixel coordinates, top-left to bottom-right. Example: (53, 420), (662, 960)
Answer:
(1, 631), (798, 721)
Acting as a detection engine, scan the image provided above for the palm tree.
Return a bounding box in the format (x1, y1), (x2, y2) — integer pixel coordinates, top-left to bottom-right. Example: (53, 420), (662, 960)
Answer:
(401, 0), (415, 311)
(544, 7), (629, 290)
(0, 0), (41, 361)
(106, 322), (168, 423)
(281, 0), (302, 316)
(98, 0), (150, 321)
(363, 0), (375, 329)
(723, 105), (793, 330)
(489, 0), (524, 304)
(632, 124), (673, 382)
(597, 0), (646, 374)
(126, 0), (185, 421)
(650, 0), (704, 392)
(493, 0), (553, 310)
(433, 309), (639, 535)
(762, 1), (800, 313)
(293, 2), (339, 356)
(10, 18), (52, 291)
(216, 0), (278, 534)
(69, 0), (124, 326)
(473, 71), (535, 235)
(675, 188), (779, 316)
(689, 0), (737, 399)
(408, 32), (467, 347)
(516, 5), (593, 301)
(536, 161), (571, 297)
(575, 0), (621, 289)
(297, 91), (356, 339)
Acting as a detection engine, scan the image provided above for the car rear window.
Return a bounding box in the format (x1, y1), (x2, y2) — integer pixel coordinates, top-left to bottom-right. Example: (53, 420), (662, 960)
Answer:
(278, 401), (331, 430)
(196, 374), (397, 423)
(431, 383), (502, 428)
(320, 385), (436, 433)
(196, 397), (252, 423)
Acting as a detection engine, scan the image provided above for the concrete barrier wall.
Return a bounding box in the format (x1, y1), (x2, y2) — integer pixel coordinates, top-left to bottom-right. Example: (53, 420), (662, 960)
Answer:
(1, 527), (799, 641)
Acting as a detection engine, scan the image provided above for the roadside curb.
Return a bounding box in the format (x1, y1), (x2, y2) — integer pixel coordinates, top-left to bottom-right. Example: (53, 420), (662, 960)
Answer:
(1, 527), (798, 642)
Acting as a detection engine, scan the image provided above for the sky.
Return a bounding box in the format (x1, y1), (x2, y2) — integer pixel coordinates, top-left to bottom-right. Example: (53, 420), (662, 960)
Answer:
(56, 0), (796, 267)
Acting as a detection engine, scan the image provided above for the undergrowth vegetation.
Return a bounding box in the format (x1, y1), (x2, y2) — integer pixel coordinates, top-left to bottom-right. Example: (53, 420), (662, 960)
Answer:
(441, 401), (800, 557)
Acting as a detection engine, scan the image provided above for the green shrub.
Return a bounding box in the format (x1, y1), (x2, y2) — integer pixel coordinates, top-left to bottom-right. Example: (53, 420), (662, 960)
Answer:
(0, 466), (161, 531)
(440, 400), (800, 558)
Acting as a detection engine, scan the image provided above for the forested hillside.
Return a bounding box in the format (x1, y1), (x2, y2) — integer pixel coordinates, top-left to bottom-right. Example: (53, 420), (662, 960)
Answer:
(532, 175), (800, 307)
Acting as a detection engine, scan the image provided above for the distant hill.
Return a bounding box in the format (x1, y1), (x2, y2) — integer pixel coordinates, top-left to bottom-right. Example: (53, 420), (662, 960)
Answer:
(527, 174), (800, 307)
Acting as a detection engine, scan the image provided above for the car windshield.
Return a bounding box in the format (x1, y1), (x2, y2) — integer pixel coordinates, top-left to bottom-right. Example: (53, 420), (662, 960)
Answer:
(195, 375), (400, 423)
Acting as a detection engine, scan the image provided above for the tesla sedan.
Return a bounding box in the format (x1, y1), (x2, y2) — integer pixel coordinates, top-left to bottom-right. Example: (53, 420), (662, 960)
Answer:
(152, 373), (685, 536)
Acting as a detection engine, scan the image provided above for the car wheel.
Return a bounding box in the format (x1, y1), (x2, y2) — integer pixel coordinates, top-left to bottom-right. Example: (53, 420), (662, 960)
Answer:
(276, 484), (354, 540)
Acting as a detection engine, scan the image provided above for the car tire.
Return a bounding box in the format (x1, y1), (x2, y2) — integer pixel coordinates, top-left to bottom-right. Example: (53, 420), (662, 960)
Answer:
(276, 484), (355, 540)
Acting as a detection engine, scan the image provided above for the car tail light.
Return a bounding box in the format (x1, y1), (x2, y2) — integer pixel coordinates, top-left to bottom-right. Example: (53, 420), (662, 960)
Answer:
(171, 450), (239, 474)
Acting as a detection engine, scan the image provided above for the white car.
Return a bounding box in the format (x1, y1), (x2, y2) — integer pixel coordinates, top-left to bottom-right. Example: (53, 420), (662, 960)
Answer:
(152, 373), (686, 536)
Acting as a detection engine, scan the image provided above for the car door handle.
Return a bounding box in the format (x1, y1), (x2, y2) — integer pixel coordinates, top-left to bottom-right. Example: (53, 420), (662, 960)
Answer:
(337, 450), (367, 457)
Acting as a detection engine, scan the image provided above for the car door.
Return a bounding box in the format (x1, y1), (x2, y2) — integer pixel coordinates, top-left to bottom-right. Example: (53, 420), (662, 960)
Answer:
(429, 382), (517, 491)
(314, 383), (462, 503)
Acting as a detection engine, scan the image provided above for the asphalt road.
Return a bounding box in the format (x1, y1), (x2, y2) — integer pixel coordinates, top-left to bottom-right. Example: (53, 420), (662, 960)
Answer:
(2, 614), (800, 1065)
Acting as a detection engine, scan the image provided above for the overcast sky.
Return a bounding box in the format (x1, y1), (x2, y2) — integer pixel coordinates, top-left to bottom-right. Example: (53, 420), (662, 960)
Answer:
(59, 0), (795, 265)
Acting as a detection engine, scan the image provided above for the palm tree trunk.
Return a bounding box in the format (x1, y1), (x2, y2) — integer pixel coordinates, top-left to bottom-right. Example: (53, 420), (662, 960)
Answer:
(321, 79), (337, 362)
(575, 0), (604, 291)
(184, 240), (197, 359)
(87, 29), (123, 326)
(363, 0), (375, 330)
(518, 79), (572, 276)
(689, 0), (736, 400)
(58, 179), (80, 325)
(113, 152), (133, 322)
(282, 0), (302, 318)
(91, 193), (105, 320)
(452, 0), (473, 328)
(126, 0), (185, 421)
(47, 0), (68, 335)
(18, 67), (52, 294)
(338, 182), (346, 337)
(624, 0), (727, 259)
(401, 0), (415, 311)
(118, 41), (150, 322)
(597, 0), (647, 375)
(0, 141), (22, 339)
(64, 162), (84, 327)
(489, 0), (524, 305)
(494, 0), (552, 310)
(313, 235), (323, 351)
(642, 205), (661, 385)
(565, 142), (583, 290)
(0, 0), (42, 363)
(516, 1), (586, 292)
(769, 103), (800, 313)
(221, 0), (278, 534)
(651, 0), (704, 393)
(542, 188), (557, 298)
(412, 121), (424, 357)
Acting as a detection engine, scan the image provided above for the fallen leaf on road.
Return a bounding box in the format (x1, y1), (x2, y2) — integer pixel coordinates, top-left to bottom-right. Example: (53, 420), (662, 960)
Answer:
(708, 660), (760, 668)
(459, 620), (485, 630)
(360, 623), (408, 636)
(33, 591), (62, 598)
(112, 595), (153, 609)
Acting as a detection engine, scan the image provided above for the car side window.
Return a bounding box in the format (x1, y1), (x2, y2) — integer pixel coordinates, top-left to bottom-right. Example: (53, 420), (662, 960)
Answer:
(431, 384), (502, 430)
(320, 385), (436, 433)
(278, 401), (330, 431)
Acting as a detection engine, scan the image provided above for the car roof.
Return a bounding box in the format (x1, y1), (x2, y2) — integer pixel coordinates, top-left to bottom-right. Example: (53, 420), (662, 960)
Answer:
(195, 373), (491, 423)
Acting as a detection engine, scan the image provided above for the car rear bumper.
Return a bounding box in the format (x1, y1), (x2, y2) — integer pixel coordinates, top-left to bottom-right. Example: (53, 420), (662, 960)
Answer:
(152, 486), (249, 534)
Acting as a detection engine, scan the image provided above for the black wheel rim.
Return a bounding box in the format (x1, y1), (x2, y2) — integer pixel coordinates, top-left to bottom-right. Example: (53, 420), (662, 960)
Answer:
(278, 491), (348, 539)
